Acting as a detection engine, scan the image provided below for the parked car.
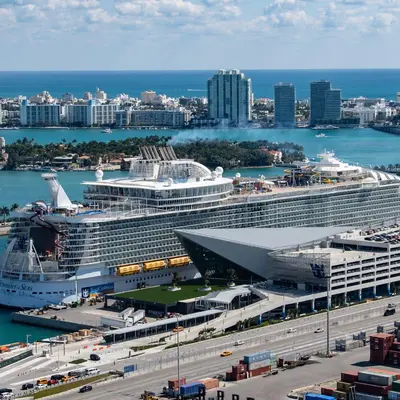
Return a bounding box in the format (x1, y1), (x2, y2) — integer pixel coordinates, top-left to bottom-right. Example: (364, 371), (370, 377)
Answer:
(47, 380), (58, 386)
(90, 354), (100, 361)
(314, 327), (324, 333)
(36, 384), (47, 389)
(21, 383), (34, 390)
(36, 379), (48, 386)
(51, 375), (65, 381)
(0, 390), (12, 395)
(79, 385), (93, 393)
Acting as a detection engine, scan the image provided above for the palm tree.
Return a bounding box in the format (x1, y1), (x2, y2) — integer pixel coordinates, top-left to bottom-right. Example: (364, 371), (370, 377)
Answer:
(171, 272), (182, 288)
(0, 206), (10, 224)
(226, 268), (238, 287)
(10, 203), (19, 212)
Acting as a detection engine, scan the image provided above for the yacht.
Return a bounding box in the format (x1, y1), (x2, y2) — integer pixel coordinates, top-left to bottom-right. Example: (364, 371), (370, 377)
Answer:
(312, 125), (339, 130)
(315, 133), (326, 138)
(101, 128), (112, 134)
(2, 147), (400, 308)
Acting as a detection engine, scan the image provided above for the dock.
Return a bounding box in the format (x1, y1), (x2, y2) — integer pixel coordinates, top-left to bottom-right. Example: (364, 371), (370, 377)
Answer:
(0, 225), (10, 236)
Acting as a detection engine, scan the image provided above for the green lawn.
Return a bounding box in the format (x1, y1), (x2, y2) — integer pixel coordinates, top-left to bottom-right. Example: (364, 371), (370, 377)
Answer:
(33, 374), (110, 399)
(114, 283), (227, 304)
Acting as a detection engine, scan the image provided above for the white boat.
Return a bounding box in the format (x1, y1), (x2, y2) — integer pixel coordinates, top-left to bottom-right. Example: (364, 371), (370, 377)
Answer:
(1, 146), (400, 308)
(312, 125), (339, 130)
(315, 133), (326, 138)
(101, 128), (112, 134)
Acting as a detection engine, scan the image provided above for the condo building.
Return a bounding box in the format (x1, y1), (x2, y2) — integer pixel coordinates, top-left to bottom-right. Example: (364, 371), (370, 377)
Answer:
(310, 80), (341, 125)
(207, 69), (252, 125)
(274, 83), (296, 128)
(20, 99), (61, 126)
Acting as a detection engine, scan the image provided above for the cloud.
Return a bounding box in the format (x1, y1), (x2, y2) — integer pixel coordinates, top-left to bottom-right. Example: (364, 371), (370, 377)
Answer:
(86, 7), (115, 23)
(264, 0), (313, 27)
(371, 12), (397, 27)
(14, 4), (46, 21)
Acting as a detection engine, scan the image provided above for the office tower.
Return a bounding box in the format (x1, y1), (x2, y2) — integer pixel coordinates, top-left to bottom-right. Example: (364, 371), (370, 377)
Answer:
(310, 80), (331, 125)
(274, 83), (296, 128)
(324, 89), (341, 121)
(207, 69), (252, 125)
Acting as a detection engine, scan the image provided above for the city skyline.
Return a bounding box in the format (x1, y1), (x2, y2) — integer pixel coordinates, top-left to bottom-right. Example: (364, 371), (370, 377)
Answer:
(0, 0), (399, 71)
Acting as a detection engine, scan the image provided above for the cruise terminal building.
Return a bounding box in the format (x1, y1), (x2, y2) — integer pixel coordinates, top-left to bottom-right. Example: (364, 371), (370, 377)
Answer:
(176, 224), (400, 307)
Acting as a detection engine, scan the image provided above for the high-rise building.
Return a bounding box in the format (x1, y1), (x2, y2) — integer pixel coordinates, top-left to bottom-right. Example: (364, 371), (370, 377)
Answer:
(310, 80), (331, 125)
(20, 100), (61, 126)
(207, 69), (252, 125)
(324, 89), (341, 121)
(141, 90), (157, 104)
(274, 83), (295, 128)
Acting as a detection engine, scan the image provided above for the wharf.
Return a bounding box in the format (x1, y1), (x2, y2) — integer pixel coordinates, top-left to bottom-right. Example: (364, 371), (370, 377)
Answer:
(11, 302), (123, 332)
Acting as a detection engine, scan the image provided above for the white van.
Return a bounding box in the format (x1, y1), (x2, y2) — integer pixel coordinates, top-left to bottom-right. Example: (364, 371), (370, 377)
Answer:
(85, 368), (100, 376)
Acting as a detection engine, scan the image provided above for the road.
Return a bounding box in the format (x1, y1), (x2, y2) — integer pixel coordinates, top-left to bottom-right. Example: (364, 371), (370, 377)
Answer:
(9, 312), (398, 399)
(60, 347), (375, 400)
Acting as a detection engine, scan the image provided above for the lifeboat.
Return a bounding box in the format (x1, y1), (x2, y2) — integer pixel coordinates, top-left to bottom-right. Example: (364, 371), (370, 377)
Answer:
(143, 260), (166, 272)
(168, 256), (191, 268)
(116, 264), (141, 276)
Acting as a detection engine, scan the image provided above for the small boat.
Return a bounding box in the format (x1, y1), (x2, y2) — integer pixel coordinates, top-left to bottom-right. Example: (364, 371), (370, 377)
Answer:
(101, 128), (112, 134)
(315, 133), (326, 138)
(312, 125), (339, 130)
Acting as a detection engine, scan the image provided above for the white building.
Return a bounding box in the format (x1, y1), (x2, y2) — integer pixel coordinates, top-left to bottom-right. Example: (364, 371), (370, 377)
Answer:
(341, 106), (377, 126)
(62, 93), (75, 103)
(28, 91), (54, 104)
(141, 90), (157, 104)
(20, 100), (61, 126)
(207, 69), (252, 125)
(116, 109), (191, 127)
(0, 137), (5, 154)
(95, 87), (107, 101)
(64, 100), (120, 126)
(0, 104), (2, 125)
(83, 92), (93, 101)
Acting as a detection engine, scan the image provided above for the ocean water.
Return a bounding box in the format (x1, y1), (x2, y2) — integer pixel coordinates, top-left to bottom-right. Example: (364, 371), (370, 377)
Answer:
(0, 69), (400, 99)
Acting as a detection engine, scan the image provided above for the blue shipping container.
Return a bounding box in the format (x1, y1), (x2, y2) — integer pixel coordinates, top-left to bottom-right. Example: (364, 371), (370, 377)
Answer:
(180, 382), (205, 396)
(304, 394), (335, 400)
(243, 350), (271, 364)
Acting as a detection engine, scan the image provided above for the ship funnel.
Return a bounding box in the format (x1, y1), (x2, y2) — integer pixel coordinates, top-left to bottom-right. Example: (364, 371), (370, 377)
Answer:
(41, 173), (74, 209)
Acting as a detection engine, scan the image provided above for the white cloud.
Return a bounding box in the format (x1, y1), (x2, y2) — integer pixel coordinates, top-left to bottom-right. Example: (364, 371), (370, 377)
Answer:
(86, 7), (115, 23)
(264, 0), (313, 27)
(371, 12), (397, 27)
(14, 4), (46, 21)
(41, 0), (100, 9)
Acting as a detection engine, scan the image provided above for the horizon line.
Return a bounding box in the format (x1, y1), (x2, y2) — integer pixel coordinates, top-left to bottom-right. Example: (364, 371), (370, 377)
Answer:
(0, 68), (400, 73)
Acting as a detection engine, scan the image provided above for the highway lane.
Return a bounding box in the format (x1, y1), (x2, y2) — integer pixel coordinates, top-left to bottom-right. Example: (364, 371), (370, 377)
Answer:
(17, 314), (398, 400)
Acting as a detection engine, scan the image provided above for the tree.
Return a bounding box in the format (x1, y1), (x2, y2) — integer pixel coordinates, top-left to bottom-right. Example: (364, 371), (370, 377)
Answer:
(10, 203), (19, 212)
(226, 268), (238, 286)
(172, 272), (182, 288)
(0, 207), (10, 224)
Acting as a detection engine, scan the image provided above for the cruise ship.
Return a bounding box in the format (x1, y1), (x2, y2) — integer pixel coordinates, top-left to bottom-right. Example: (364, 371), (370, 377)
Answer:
(1, 147), (400, 308)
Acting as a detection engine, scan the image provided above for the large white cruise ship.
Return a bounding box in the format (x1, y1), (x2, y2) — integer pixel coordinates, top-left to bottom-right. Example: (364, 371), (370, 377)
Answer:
(1, 147), (400, 309)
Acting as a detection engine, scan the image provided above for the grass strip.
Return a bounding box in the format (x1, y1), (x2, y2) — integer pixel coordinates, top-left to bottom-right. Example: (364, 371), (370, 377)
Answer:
(69, 358), (87, 364)
(33, 374), (110, 399)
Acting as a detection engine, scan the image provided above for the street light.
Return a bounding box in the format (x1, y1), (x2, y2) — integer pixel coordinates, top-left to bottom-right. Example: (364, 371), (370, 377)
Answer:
(173, 316), (183, 396)
(310, 262), (331, 357)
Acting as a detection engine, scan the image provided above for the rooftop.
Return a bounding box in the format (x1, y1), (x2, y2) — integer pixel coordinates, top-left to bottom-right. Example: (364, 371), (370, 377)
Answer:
(113, 282), (228, 304)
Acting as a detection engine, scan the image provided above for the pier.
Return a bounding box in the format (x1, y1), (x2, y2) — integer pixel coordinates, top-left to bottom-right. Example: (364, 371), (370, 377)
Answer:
(0, 225), (10, 236)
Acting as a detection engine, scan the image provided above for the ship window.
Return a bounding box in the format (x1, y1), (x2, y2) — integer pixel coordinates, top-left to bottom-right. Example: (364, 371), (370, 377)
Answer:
(33, 292), (37, 294)
(39, 292), (43, 294)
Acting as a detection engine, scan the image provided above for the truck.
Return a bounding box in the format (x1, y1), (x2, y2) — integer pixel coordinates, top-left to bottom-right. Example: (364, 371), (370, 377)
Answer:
(163, 382), (206, 399)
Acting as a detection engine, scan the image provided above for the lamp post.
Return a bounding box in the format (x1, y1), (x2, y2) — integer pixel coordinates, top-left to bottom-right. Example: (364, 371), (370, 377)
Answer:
(26, 334), (31, 348)
(174, 316), (182, 396)
(310, 263), (331, 357)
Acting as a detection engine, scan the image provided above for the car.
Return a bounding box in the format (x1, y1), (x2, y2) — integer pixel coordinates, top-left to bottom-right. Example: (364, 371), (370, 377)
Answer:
(62, 376), (75, 383)
(79, 385), (93, 393)
(0, 390), (12, 395)
(51, 375), (65, 381)
(90, 353), (100, 361)
(234, 340), (244, 346)
(287, 328), (297, 333)
(315, 328), (324, 333)
(36, 384), (47, 389)
(47, 380), (58, 386)
(36, 379), (48, 386)
(21, 383), (34, 391)
(140, 392), (156, 399)
(220, 351), (232, 357)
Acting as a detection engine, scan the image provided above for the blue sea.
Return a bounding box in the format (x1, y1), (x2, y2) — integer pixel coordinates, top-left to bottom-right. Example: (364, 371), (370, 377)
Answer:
(1, 69), (400, 342)
(0, 69), (400, 99)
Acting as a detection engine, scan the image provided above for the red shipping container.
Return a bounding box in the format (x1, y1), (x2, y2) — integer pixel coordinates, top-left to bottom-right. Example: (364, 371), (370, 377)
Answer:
(392, 342), (400, 351)
(355, 382), (391, 396)
(341, 371), (359, 384)
(389, 350), (400, 359)
(321, 387), (334, 396)
(232, 364), (247, 374)
(199, 378), (219, 390)
(249, 366), (271, 378)
(168, 378), (187, 389)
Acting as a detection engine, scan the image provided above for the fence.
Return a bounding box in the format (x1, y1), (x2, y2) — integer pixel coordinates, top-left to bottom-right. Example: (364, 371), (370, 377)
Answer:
(0, 349), (33, 369)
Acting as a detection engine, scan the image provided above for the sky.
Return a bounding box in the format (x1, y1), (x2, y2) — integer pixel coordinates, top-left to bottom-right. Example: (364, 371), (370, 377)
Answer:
(0, 0), (399, 71)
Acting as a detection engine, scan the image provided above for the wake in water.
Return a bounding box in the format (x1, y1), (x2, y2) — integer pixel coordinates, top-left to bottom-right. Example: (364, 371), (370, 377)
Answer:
(187, 89), (207, 92)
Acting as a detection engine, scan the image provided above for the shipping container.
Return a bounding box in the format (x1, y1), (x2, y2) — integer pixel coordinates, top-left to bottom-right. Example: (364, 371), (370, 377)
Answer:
(389, 391), (400, 400)
(321, 387), (335, 396)
(337, 381), (353, 393)
(248, 365), (271, 378)
(168, 378), (186, 389)
(243, 350), (271, 364)
(355, 394), (383, 400)
(358, 371), (393, 386)
(199, 378), (219, 390)
(392, 380), (400, 392)
(225, 372), (232, 381)
(332, 390), (347, 400)
(232, 364), (247, 374)
(368, 369), (400, 380)
(341, 371), (359, 384)
(392, 342), (400, 351)
(247, 359), (271, 371)
(179, 382), (205, 397)
(304, 393), (335, 400)
(355, 382), (391, 397)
